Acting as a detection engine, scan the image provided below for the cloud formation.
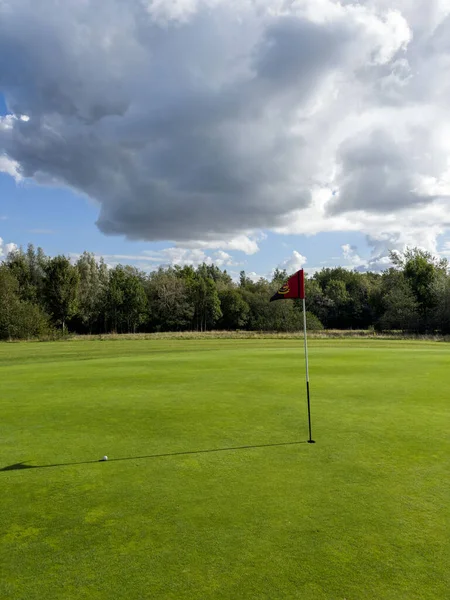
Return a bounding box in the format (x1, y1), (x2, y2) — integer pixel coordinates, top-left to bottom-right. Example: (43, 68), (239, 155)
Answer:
(280, 250), (307, 274)
(1, 0), (450, 257)
(0, 237), (17, 258)
(71, 246), (237, 271)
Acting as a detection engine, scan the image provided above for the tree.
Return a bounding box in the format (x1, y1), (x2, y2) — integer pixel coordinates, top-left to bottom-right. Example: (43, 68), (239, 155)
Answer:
(218, 288), (249, 330)
(430, 276), (450, 334)
(239, 271), (254, 290)
(271, 268), (288, 286)
(240, 276), (323, 332)
(104, 266), (125, 332)
(12, 302), (51, 340)
(122, 267), (148, 333)
(196, 264), (233, 286)
(44, 256), (79, 333)
(0, 265), (50, 340)
(378, 269), (419, 331)
(146, 268), (194, 331)
(104, 266), (148, 333)
(7, 240), (450, 337)
(0, 266), (20, 340)
(190, 274), (222, 331)
(76, 252), (108, 333)
(390, 247), (448, 330)
(5, 244), (48, 305)
(323, 279), (350, 328)
(305, 278), (332, 325)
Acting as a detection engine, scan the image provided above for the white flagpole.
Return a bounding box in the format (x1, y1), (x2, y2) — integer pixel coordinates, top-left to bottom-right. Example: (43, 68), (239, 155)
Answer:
(303, 297), (315, 443)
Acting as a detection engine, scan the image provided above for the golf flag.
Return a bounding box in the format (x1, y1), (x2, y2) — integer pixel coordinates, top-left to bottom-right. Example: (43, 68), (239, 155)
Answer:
(270, 269), (305, 302)
(269, 268), (315, 443)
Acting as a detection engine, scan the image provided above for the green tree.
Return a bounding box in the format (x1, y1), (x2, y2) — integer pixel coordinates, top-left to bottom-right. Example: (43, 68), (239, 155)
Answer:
(190, 274), (222, 331)
(146, 268), (194, 331)
(104, 266), (125, 332)
(76, 252), (108, 333)
(0, 266), (21, 340)
(196, 264), (233, 285)
(239, 271), (265, 291)
(104, 266), (148, 333)
(0, 265), (50, 340)
(12, 302), (51, 340)
(378, 269), (419, 331)
(240, 277), (323, 332)
(122, 267), (148, 333)
(271, 268), (288, 286)
(218, 288), (249, 330)
(391, 248), (448, 329)
(430, 275), (450, 334)
(305, 278), (333, 326)
(44, 256), (79, 333)
(323, 279), (350, 328)
(5, 244), (48, 305)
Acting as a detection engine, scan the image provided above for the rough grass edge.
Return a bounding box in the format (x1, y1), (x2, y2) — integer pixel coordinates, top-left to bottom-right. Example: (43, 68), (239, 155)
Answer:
(4, 330), (450, 343)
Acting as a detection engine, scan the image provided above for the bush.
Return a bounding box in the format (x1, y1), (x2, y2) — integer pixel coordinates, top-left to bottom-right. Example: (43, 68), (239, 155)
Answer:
(0, 300), (52, 340)
(14, 302), (53, 339)
(303, 312), (324, 331)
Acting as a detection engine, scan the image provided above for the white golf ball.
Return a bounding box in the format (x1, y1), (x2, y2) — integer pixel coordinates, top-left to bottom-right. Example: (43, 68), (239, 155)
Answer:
(102, 455), (108, 461)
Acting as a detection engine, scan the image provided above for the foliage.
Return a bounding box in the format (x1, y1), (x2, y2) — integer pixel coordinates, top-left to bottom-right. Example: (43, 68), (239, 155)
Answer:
(104, 266), (148, 333)
(4, 244), (47, 304)
(390, 248), (448, 329)
(0, 265), (51, 340)
(76, 252), (108, 333)
(43, 255), (80, 333)
(146, 268), (194, 331)
(378, 269), (419, 331)
(217, 288), (250, 329)
(2, 244), (450, 338)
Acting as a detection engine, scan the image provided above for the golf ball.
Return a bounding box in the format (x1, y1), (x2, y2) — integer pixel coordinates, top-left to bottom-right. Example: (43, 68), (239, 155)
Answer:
(102, 456), (108, 461)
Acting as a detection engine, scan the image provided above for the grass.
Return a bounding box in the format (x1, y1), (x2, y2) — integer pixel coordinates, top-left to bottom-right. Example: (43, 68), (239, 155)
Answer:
(19, 329), (450, 342)
(1, 338), (449, 599)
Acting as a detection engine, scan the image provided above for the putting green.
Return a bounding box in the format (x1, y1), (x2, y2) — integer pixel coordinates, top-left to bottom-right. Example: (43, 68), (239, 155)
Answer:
(1, 339), (449, 599)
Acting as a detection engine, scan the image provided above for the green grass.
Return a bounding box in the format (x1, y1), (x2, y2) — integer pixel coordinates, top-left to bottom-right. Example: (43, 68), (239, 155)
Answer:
(1, 339), (449, 599)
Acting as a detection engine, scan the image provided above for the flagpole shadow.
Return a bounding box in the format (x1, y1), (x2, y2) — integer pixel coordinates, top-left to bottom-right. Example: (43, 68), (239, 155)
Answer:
(1, 440), (308, 473)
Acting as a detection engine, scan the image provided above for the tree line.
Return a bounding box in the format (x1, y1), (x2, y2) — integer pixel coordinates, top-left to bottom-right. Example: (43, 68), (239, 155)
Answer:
(0, 245), (449, 340)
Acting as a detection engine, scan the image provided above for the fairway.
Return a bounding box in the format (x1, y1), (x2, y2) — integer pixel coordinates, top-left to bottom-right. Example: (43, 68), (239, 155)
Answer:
(1, 339), (449, 599)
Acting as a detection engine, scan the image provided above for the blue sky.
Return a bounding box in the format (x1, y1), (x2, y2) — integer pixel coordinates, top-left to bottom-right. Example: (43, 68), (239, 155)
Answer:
(2, 1), (450, 278)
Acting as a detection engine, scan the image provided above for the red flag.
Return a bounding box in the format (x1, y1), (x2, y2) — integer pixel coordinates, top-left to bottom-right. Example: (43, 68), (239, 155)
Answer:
(270, 269), (305, 302)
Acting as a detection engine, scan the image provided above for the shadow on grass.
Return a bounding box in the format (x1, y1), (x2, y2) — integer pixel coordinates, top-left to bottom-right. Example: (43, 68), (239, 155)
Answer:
(0, 440), (308, 472)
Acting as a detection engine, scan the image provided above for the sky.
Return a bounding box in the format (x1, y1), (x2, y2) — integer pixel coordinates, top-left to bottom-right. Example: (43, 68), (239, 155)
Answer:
(1, 0), (450, 280)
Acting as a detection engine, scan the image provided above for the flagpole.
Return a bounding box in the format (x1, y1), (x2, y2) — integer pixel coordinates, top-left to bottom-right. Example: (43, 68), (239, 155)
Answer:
(303, 297), (315, 443)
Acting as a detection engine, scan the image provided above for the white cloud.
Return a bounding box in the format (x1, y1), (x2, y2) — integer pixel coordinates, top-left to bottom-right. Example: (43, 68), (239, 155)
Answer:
(338, 242), (390, 272)
(276, 188), (450, 262)
(71, 246), (238, 271)
(179, 234), (262, 255)
(0, 0), (450, 260)
(0, 154), (21, 180)
(341, 244), (364, 266)
(0, 237), (18, 258)
(148, 247), (212, 267)
(279, 250), (307, 273)
(246, 271), (265, 283)
(212, 250), (235, 267)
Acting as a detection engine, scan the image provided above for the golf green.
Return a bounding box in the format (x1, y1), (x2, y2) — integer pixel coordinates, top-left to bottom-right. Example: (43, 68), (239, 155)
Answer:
(1, 339), (449, 599)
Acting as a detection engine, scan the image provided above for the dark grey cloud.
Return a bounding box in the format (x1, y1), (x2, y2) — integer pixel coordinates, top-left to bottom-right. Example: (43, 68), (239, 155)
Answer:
(331, 130), (436, 214)
(1, 0), (449, 249)
(2, 0), (341, 241)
